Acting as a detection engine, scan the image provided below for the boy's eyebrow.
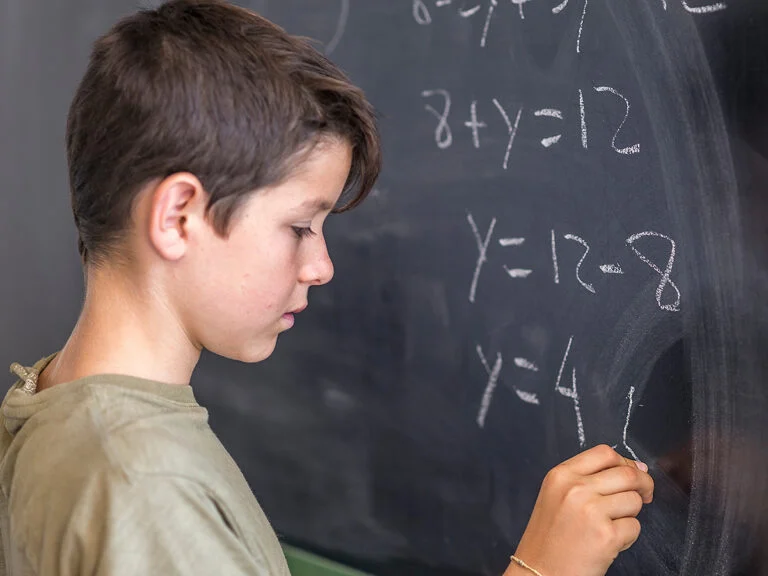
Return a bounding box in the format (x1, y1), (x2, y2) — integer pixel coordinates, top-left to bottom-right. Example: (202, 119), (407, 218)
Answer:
(296, 198), (334, 212)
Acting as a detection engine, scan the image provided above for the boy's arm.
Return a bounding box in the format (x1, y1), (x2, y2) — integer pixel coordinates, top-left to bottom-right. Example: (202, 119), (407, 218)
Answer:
(53, 473), (282, 576)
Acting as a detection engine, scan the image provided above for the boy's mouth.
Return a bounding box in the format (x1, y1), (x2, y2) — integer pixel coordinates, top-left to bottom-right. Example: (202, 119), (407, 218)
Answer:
(281, 313), (295, 328)
(281, 303), (307, 328)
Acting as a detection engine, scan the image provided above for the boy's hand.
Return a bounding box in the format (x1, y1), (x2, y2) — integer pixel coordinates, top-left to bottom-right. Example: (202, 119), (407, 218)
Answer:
(504, 444), (654, 576)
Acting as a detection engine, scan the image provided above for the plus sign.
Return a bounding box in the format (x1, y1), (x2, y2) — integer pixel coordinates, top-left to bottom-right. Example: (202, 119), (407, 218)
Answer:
(464, 100), (487, 149)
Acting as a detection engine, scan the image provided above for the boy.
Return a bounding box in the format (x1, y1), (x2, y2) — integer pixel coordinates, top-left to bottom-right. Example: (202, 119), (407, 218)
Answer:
(0, 1), (653, 575)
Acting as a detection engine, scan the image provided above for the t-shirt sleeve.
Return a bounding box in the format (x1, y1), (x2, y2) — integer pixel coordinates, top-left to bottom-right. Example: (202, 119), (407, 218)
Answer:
(52, 473), (277, 576)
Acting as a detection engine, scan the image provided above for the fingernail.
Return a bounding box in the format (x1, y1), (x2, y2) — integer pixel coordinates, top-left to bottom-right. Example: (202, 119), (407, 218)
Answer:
(635, 461), (649, 472)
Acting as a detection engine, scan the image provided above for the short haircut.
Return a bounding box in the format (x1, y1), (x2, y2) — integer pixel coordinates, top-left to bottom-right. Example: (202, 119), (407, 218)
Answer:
(67, 0), (381, 266)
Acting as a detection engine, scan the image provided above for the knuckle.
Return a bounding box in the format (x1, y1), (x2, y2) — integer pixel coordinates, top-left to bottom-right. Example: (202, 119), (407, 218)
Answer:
(629, 491), (644, 515)
(544, 465), (568, 490)
(616, 519), (642, 553)
(582, 498), (602, 522)
(594, 444), (616, 460)
(564, 479), (589, 505)
(620, 465), (639, 483)
(627, 518), (642, 546)
(595, 521), (617, 550)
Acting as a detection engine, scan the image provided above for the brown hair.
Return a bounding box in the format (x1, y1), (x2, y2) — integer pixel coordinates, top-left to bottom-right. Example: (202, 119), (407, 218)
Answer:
(67, 0), (381, 266)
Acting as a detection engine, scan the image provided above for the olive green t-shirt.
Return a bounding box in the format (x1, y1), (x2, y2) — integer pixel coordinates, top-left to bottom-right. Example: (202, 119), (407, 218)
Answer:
(0, 354), (291, 576)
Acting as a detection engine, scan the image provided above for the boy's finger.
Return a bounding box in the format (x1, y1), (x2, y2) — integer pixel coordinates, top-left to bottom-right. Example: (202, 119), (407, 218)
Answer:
(600, 491), (645, 520)
(614, 517), (642, 552)
(589, 466), (655, 503)
(563, 444), (631, 476)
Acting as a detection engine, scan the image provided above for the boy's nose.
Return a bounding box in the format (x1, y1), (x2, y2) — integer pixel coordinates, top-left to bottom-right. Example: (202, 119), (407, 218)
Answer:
(300, 240), (334, 286)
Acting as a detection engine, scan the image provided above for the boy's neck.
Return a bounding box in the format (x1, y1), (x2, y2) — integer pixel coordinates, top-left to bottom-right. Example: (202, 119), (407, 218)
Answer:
(38, 265), (200, 391)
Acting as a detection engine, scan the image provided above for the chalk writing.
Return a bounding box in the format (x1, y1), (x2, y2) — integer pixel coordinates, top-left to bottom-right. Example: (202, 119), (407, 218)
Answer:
(505, 267), (533, 278)
(467, 222), (668, 445)
(465, 100), (487, 148)
(554, 336), (586, 447)
(500, 231), (532, 279)
(576, 0), (588, 53)
(476, 344), (540, 427)
(511, 0), (533, 20)
(515, 389), (541, 404)
(459, 6), (482, 18)
(535, 108), (564, 148)
(413, 0), (725, 50)
(681, 1), (727, 13)
(466, 216), (682, 311)
(481, 0), (498, 47)
(476, 344), (503, 428)
(473, 331), (649, 450)
(626, 231), (680, 312)
(492, 98), (523, 170)
(465, 219), (683, 446)
(535, 108), (564, 120)
(599, 263), (624, 274)
(579, 89), (588, 148)
(563, 234), (596, 294)
(514, 358), (539, 371)
(413, 0), (432, 25)
(551, 229), (560, 284)
(473, 331), (650, 451)
(325, 0), (350, 55)
(613, 386), (640, 459)
(467, 213), (496, 303)
(414, 0), (703, 452)
(416, 0), (714, 458)
(421, 89), (453, 149)
(551, 0), (590, 53)
(594, 86), (640, 155)
(421, 86), (641, 166)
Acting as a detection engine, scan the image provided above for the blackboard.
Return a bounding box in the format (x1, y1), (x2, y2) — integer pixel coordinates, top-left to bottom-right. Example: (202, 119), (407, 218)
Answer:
(2, 1), (768, 575)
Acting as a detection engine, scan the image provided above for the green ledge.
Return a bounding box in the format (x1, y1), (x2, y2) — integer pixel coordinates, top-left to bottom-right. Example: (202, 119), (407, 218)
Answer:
(282, 544), (372, 576)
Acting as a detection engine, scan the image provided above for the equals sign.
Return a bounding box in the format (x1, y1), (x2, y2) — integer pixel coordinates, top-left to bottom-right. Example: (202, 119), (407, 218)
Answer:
(504, 267), (533, 278)
(599, 263), (624, 275)
(513, 358), (540, 405)
(499, 237), (532, 278)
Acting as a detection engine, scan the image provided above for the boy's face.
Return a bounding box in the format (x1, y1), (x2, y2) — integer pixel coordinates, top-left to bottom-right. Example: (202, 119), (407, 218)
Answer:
(174, 140), (352, 363)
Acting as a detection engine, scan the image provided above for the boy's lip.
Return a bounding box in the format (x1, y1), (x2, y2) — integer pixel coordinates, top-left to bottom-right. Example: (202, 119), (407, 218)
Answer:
(289, 304), (307, 314)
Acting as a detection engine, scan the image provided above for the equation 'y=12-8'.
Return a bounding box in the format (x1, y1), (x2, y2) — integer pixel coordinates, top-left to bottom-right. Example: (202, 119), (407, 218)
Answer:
(467, 213), (681, 312)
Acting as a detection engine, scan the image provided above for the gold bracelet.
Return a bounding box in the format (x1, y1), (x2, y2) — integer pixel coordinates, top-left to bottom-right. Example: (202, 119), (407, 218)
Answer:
(510, 555), (545, 576)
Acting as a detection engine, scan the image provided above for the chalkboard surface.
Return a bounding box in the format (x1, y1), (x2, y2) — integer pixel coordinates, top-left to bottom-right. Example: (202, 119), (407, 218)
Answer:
(2, 1), (768, 575)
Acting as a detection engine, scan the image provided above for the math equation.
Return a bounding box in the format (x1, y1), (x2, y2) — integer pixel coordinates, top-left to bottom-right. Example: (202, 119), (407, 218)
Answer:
(413, 0), (726, 52)
(411, 0), (718, 453)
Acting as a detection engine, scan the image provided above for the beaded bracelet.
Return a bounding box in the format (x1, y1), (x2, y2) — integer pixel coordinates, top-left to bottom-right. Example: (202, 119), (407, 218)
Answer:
(510, 555), (545, 576)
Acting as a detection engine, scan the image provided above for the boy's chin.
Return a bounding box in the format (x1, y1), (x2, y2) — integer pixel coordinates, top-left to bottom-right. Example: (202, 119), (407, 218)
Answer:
(231, 337), (279, 364)
(205, 331), (281, 364)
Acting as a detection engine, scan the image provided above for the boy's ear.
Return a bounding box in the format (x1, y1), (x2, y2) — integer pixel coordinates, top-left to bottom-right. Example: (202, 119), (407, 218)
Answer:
(147, 172), (207, 261)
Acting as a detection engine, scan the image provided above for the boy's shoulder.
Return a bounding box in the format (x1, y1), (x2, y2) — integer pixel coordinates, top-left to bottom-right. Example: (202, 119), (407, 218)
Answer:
(6, 372), (204, 470)
(0, 366), (289, 575)
(1, 368), (250, 518)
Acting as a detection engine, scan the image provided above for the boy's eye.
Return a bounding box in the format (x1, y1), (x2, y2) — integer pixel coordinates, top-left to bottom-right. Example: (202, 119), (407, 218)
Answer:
(291, 226), (317, 239)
